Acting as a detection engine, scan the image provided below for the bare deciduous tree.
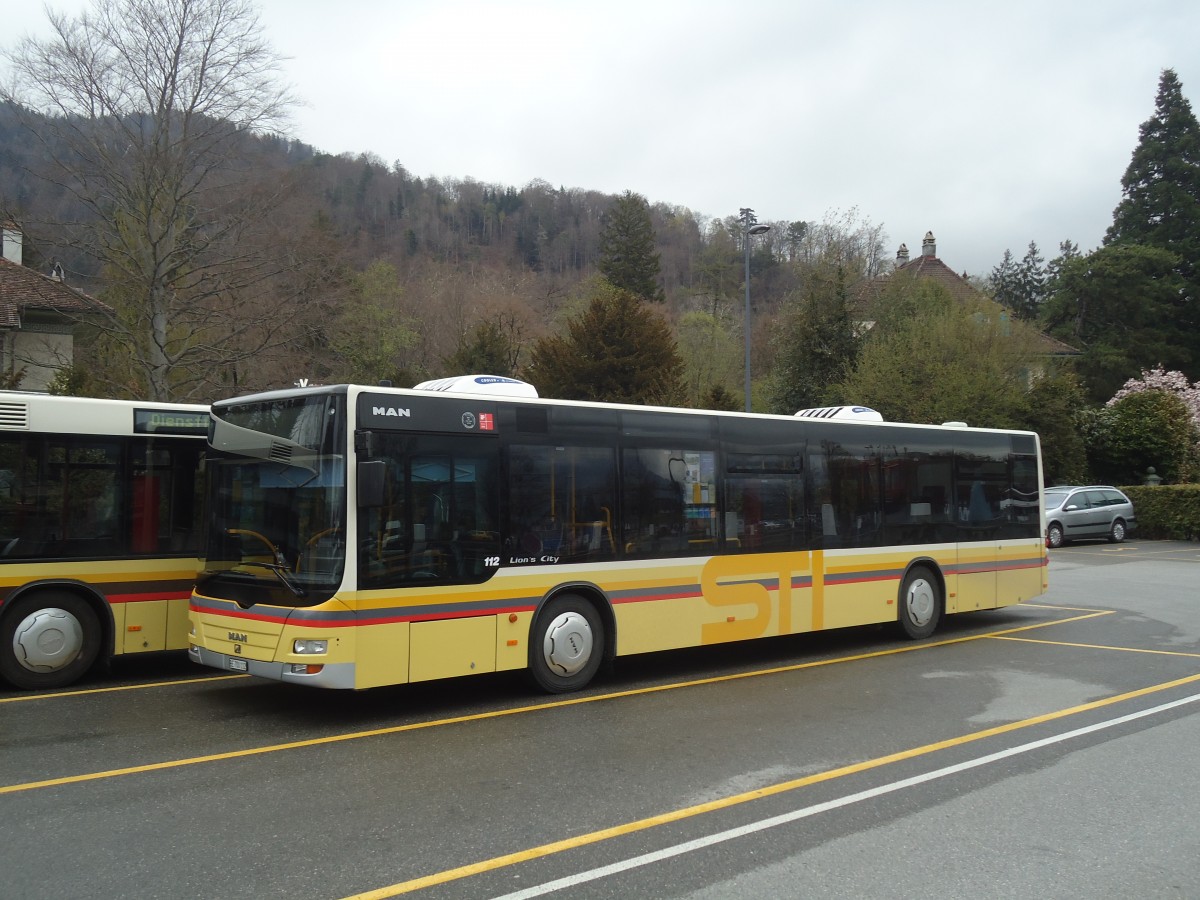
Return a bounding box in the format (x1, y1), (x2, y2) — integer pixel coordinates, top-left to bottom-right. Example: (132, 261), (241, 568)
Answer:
(2, 0), (305, 400)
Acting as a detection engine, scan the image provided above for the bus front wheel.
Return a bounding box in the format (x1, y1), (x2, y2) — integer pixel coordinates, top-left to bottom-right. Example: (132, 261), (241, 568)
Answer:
(897, 566), (941, 640)
(0, 592), (102, 690)
(529, 593), (604, 694)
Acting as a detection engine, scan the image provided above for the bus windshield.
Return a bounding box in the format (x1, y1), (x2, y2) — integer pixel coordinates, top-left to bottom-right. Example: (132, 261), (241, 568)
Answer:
(198, 393), (347, 607)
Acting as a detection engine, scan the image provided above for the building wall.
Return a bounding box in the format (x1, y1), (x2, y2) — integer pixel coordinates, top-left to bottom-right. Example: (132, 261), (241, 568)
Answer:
(11, 326), (73, 391)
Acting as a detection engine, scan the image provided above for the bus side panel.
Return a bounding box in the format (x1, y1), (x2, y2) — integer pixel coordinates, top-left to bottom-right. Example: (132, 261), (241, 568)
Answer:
(110, 599), (126, 655)
(409, 617), (496, 682)
(355, 620), (409, 689)
(497, 611), (532, 671)
(121, 598), (168, 653)
(694, 551), (818, 648)
(166, 596), (191, 650)
(955, 542), (999, 611)
(995, 539), (1046, 607)
(822, 547), (959, 628)
(617, 595), (709, 655)
(821, 550), (897, 630)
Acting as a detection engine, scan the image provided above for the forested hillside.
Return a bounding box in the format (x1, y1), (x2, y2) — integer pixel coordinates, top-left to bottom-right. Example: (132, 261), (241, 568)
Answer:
(0, 97), (881, 401)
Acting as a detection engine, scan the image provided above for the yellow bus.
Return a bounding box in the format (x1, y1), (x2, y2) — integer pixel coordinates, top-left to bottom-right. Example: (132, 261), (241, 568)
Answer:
(0, 392), (208, 689)
(188, 377), (1047, 693)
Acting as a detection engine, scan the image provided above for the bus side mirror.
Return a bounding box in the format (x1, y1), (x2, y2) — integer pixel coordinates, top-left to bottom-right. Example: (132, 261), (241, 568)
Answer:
(358, 460), (386, 508)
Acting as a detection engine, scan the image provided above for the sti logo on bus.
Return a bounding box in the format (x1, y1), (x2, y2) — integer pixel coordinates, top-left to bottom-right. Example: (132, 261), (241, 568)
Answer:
(372, 406), (411, 418)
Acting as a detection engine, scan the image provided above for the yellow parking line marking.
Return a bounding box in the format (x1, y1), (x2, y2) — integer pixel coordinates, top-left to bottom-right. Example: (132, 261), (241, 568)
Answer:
(992, 635), (1200, 659)
(341, 671), (1200, 899)
(0, 607), (1110, 797)
(0, 674), (247, 704)
(1022, 603), (1113, 612)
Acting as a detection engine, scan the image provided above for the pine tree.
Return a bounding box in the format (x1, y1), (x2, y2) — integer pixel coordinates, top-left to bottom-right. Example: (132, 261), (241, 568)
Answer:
(597, 191), (665, 303)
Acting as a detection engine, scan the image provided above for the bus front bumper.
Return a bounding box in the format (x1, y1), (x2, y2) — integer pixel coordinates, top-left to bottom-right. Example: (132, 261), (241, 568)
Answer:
(189, 645), (356, 689)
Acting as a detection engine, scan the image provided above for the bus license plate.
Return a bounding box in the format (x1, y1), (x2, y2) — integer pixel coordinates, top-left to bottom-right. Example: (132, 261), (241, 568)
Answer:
(228, 658), (248, 672)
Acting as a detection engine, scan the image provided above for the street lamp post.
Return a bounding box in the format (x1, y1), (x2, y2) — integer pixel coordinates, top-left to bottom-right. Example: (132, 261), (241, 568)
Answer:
(741, 208), (771, 412)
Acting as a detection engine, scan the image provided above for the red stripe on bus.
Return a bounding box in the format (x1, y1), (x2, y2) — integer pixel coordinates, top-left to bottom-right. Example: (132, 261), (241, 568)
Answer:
(106, 591), (193, 603)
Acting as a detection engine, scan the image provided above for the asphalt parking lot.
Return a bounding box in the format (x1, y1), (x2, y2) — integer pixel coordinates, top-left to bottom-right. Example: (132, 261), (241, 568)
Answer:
(2, 538), (1198, 899)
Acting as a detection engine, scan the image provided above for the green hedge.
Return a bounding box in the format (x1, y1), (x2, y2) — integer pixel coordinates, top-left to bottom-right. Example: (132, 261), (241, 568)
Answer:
(1120, 484), (1200, 541)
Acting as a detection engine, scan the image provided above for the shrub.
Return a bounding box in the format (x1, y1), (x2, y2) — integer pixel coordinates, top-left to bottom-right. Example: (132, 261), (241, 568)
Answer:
(1121, 484), (1200, 540)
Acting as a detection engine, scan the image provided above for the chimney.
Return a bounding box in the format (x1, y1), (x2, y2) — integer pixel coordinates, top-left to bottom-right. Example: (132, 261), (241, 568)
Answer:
(921, 231), (936, 258)
(895, 243), (909, 266)
(1, 222), (22, 266)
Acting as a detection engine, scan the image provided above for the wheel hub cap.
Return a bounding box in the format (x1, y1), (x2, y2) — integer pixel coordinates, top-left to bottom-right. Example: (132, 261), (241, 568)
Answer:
(12, 608), (84, 673)
(906, 579), (935, 628)
(542, 611), (594, 676)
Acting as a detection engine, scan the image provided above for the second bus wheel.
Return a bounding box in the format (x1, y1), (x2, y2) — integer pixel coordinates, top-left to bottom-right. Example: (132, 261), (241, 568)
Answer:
(529, 593), (604, 693)
(896, 566), (941, 640)
(0, 591), (102, 690)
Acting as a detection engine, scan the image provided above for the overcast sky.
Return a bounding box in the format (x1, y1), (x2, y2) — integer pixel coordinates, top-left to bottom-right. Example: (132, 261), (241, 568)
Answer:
(4, 0), (1199, 276)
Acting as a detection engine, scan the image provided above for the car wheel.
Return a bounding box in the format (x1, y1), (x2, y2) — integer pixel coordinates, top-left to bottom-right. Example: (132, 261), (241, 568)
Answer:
(1109, 519), (1126, 543)
(528, 593), (604, 693)
(1047, 522), (1065, 549)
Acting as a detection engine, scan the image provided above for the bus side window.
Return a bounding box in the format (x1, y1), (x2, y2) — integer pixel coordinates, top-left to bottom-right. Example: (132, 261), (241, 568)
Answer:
(724, 471), (805, 553)
(507, 444), (616, 564)
(622, 447), (716, 557)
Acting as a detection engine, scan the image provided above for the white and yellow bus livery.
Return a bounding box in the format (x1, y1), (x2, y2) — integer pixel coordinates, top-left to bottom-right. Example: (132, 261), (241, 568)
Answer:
(187, 377), (1047, 693)
(0, 392), (207, 688)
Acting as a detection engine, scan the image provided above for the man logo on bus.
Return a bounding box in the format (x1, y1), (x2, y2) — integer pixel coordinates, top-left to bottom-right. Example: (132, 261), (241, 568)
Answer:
(372, 406), (411, 417)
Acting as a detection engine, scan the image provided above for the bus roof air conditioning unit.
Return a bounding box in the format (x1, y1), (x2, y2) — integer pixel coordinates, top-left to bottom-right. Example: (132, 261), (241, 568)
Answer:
(412, 374), (539, 398)
(794, 405), (884, 422)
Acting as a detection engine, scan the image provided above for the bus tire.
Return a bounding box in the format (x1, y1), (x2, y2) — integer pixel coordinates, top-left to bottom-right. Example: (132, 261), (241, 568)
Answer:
(0, 592), (102, 690)
(896, 566), (941, 640)
(529, 593), (604, 694)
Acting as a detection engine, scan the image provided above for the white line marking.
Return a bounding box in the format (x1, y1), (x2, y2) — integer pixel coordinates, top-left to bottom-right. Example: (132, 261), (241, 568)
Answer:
(490, 692), (1200, 900)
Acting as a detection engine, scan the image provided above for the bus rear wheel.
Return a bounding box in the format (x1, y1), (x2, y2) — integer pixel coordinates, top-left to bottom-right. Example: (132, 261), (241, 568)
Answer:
(896, 566), (941, 640)
(0, 592), (101, 690)
(529, 593), (604, 694)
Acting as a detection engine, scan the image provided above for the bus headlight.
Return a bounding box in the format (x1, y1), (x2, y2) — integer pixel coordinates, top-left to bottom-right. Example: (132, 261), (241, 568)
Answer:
(293, 639), (328, 655)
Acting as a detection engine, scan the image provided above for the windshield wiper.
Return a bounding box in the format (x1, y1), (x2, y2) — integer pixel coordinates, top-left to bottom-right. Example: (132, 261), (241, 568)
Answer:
(239, 561), (307, 597)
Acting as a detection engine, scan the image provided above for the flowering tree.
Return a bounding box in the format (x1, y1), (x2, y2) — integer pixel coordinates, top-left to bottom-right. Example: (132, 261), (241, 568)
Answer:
(1095, 366), (1200, 483)
(1108, 366), (1200, 430)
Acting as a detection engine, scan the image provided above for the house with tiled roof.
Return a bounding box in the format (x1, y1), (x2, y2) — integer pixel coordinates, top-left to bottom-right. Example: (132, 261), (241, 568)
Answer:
(861, 230), (1079, 361)
(0, 223), (108, 390)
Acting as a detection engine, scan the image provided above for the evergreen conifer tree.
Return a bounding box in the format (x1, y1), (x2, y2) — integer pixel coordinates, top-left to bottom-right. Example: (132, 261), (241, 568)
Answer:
(1105, 69), (1200, 367)
(989, 249), (1019, 311)
(526, 284), (683, 403)
(1014, 241), (1047, 321)
(1106, 69), (1200, 260)
(597, 191), (665, 303)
